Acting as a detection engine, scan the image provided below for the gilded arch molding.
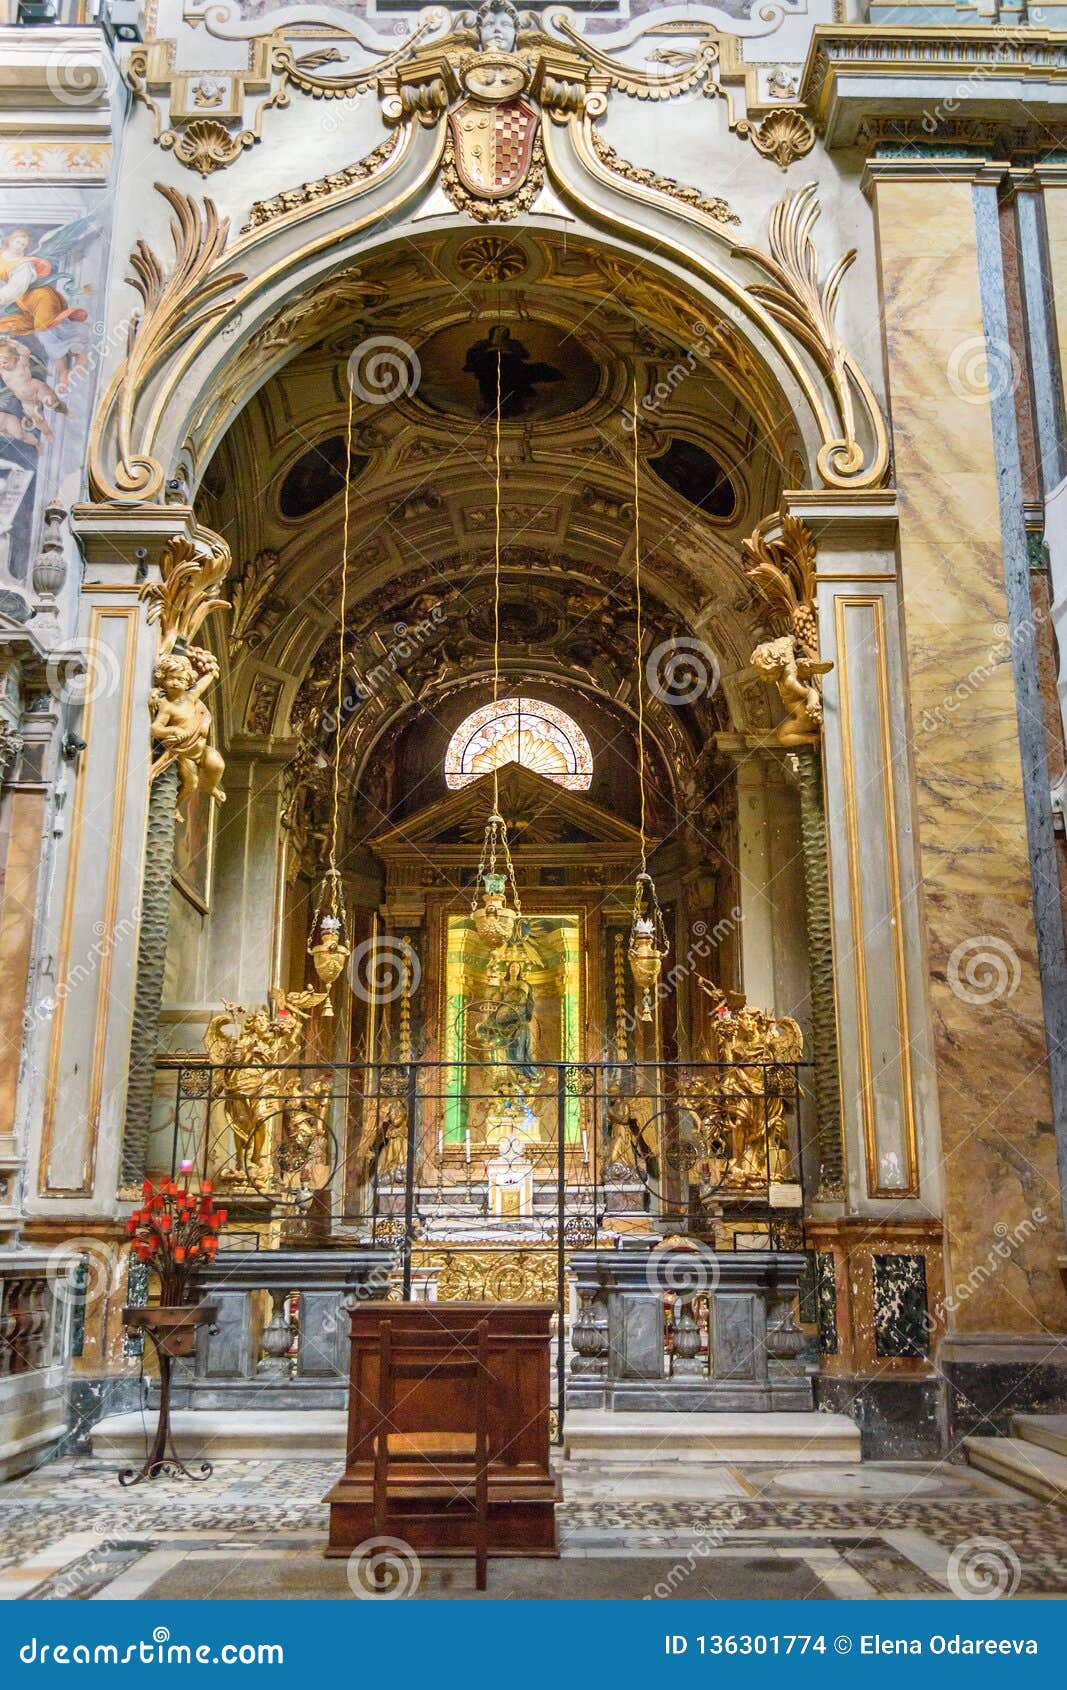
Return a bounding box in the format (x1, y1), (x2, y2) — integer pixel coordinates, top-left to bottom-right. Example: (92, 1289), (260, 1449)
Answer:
(85, 14), (889, 512)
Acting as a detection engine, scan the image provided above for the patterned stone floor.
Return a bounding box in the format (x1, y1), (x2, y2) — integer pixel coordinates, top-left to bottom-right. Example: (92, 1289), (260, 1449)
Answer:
(1, 1454), (1065, 1600)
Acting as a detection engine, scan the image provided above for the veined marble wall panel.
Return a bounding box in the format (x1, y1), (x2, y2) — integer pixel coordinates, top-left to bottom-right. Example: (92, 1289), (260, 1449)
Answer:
(873, 177), (1064, 1333)
(820, 587), (920, 1206)
(34, 597), (155, 1204)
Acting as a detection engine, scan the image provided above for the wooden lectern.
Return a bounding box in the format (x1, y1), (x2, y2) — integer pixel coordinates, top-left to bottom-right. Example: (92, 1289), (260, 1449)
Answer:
(324, 1301), (558, 1560)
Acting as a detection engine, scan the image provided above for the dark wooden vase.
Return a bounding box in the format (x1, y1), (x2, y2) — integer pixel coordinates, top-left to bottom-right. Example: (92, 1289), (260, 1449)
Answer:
(119, 1303), (218, 1485)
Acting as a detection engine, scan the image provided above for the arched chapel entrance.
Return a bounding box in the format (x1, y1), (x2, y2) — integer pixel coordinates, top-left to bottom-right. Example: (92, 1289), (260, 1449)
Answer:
(28, 0), (1055, 1453)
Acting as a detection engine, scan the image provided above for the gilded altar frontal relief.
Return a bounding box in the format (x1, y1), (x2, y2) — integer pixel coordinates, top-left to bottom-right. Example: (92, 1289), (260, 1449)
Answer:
(3, 0), (1067, 1647)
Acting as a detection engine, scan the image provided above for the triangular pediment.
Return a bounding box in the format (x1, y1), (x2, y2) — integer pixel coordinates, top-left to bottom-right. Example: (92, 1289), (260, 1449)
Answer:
(367, 761), (646, 855)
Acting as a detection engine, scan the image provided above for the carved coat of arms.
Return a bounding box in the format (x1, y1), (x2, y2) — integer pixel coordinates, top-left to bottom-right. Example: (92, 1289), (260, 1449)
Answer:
(448, 93), (540, 200)
(443, 48), (544, 220)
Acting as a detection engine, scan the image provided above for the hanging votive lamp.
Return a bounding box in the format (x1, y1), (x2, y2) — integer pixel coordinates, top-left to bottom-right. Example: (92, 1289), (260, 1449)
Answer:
(308, 869), (351, 1018)
(628, 871), (668, 1023)
(471, 812), (520, 952)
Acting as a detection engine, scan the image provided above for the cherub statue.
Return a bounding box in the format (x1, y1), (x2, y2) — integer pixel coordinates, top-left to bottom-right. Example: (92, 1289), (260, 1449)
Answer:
(477, 0), (519, 52)
(750, 634), (832, 748)
(148, 648), (226, 807)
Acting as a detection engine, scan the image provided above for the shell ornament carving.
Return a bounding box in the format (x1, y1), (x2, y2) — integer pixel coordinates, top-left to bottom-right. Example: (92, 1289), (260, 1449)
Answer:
(162, 120), (256, 177)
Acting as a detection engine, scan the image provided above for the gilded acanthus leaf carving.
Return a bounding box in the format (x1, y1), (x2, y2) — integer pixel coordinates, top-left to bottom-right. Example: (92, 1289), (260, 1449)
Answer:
(139, 526), (231, 658)
(742, 509), (830, 747)
(741, 511), (818, 652)
(738, 183), (886, 488)
(89, 186), (245, 504)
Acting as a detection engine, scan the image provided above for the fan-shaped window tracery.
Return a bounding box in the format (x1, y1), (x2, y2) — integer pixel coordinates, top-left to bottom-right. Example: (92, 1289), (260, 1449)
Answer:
(444, 697), (593, 791)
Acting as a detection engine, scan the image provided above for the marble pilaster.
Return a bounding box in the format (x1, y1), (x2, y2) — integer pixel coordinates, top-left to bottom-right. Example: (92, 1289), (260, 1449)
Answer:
(872, 177), (1066, 1333)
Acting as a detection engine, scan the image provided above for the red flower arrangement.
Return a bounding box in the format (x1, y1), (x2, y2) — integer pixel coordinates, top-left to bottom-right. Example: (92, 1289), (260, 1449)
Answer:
(125, 1178), (227, 1306)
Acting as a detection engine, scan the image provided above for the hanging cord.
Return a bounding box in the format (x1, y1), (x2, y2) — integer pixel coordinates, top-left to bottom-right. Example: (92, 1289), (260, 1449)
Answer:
(472, 337), (521, 922)
(322, 377), (356, 927)
(631, 372), (647, 879)
(492, 343), (502, 815)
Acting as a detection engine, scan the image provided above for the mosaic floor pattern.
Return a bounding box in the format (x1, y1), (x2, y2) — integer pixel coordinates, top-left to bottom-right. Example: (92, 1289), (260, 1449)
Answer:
(1, 1455), (1065, 1601)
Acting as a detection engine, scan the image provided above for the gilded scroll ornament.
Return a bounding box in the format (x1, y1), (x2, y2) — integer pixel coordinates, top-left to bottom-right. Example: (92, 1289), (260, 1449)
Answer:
(88, 186), (245, 504)
(738, 183), (888, 489)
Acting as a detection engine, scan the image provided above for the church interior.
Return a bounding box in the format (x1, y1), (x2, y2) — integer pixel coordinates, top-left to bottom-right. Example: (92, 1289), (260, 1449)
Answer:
(1, 0), (1067, 1602)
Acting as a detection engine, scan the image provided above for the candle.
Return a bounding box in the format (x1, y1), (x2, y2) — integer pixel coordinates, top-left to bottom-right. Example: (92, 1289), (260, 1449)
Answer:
(465, 1130), (471, 1164)
(581, 1130), (589, 1164)
(437, 1131), (443, 1155)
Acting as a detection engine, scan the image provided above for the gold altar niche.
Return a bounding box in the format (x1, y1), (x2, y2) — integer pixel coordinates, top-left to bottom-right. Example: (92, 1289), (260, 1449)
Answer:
(358, 760), (664, 1192)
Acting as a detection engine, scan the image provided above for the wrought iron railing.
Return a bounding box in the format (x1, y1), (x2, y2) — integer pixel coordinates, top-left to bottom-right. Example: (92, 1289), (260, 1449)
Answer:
(155, 1057), (810, 1238)
(152, 1056), (810, 1433)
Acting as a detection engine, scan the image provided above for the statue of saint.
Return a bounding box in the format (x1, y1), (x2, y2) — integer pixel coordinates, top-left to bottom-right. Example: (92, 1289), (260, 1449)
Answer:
(475, 957), (539, 1084)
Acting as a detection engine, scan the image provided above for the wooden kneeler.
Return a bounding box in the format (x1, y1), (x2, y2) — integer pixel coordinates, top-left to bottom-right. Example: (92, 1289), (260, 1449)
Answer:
(371, 1316), (490, 1591)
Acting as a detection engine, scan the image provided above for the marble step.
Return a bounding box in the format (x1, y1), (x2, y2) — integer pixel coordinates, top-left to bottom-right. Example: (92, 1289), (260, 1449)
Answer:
(563, 1410), (860, 1465)
(963, 1434), (1067, 1506)
(1013, 1413), (1067, 1459)
(91, 1410), (347, 1463)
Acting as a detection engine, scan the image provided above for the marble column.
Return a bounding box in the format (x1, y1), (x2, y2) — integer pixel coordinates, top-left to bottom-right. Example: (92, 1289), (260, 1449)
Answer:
(871, 175), (1067, 1349)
